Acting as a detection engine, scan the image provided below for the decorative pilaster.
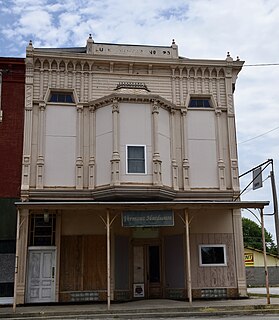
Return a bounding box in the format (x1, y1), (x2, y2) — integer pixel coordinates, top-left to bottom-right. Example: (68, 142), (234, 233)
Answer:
(76, 105), (84, 189)
(170, 109), (179, 190)
(232, 209), (247, 297)
(216, 68), (221, 106)
(225, 54), (240, 192)
(181, 109), (190, 190)
(110, 99), (120, 186)
(88, 106), (96, 189)
(36, 102), (46, 189)
(171, 68), (176, 104)
(14, 209), (29, 305)
(81, 63), (85, 102)
(21, 42), (34, 196)
(179, 68), (184, 106)
(152, 101), (162, 186)
(215, 109), (226, 190)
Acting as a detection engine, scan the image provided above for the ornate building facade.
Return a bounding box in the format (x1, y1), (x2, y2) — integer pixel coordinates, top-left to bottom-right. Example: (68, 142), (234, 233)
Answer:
(14, 37), (267, 305)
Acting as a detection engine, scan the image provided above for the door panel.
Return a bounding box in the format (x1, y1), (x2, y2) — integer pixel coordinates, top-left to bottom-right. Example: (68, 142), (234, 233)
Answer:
(147, 245), (162, 298)
(27, 249), (56, 303)
(133, 246), (144, 283)
(133, 243), (162, 298)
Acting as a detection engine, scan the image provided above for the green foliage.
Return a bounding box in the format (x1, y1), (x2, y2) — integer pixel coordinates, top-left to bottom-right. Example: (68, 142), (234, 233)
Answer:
(242, 217), (278, 255)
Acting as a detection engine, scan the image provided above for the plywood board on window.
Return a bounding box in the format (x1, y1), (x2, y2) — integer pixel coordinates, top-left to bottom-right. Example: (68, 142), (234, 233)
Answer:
(60, 235), (107, 293)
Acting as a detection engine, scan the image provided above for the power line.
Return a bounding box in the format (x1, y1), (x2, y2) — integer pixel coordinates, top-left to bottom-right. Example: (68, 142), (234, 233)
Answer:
(244, 63), (279, 67)
(238, 126), (279, 144)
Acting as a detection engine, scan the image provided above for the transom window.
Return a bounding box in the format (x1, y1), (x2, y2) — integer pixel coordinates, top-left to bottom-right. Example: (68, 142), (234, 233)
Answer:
(49, 92), (74, 103)
(199, 245), (227, 266)
(29, 213), (56, 246)
(126, 145), (146, 174)
(189, 98), (211, 108)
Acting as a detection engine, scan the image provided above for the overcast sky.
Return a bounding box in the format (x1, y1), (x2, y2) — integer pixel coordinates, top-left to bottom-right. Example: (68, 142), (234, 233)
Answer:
(1, 0), (279, 241)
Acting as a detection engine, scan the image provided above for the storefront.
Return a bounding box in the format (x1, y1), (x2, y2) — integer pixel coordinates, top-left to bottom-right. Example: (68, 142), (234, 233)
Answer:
(14, 200), (268, 307)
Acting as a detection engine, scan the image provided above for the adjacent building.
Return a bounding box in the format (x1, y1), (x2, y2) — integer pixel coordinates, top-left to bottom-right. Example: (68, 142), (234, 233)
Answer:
(14, 37), (268, 305)
(245, 247), (279, 286)
(0, 58), (25, 298)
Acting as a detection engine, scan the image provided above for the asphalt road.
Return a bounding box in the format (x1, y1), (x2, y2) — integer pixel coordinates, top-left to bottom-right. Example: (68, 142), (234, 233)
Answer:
(140, 316), (279, 320)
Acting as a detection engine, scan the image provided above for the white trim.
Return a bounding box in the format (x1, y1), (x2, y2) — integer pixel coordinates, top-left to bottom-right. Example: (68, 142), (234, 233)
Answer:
(199, 244), (227, 267)
(126, 144), (147, 174)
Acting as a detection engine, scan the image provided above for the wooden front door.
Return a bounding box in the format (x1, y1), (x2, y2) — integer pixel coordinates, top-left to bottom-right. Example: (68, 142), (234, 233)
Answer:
(133, 243), (162, 299)
(26, 248), (56, 303)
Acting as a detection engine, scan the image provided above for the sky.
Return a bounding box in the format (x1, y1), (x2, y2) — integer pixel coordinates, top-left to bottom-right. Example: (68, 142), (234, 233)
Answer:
(0, 0), (279, 242)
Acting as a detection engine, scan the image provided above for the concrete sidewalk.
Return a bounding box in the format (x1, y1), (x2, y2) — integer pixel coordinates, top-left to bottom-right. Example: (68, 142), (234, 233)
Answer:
(1, 296), (279, 319)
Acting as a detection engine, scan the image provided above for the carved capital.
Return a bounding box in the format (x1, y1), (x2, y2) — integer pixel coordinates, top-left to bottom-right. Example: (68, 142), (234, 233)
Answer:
(112, 98), (119, 113)
(181, 108), (187, 117)
(152, 100), (159, 113)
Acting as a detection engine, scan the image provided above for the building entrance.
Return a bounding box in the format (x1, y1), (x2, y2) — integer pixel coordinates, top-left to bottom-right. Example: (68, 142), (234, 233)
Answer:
(133, 241), (162, 299)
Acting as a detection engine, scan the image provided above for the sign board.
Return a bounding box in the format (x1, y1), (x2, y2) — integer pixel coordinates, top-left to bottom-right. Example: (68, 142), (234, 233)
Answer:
(133, 283), (144, 298)
(253, 167), (263, 190)
(122, 210), (174, 227)
(244, 252), (254, 266)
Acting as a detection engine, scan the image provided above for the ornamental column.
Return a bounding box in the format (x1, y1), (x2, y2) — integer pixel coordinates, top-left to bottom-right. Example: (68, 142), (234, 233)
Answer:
(181, 109), (190, 190)
(110, 99), (120, 186)
(36, 102), (46, 189)
(152, 101), (162, 186)
(215, 109), (226, 190)
(21, 41), (34, 199)
(170, 109), (178, 190)
(88, 106), (96, 189)
(76, 104), (84, 189)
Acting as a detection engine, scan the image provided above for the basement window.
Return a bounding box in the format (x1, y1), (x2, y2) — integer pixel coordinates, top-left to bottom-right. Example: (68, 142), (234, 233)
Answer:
(199, 245), (227, 266)
(49, 92), (74, 103)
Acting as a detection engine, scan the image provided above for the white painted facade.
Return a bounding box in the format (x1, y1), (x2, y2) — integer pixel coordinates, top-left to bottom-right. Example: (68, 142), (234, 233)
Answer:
(14, 37), (267, 306)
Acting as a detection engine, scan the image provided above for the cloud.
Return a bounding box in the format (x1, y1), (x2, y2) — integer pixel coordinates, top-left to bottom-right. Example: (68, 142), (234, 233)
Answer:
(1, 0), (279, 237)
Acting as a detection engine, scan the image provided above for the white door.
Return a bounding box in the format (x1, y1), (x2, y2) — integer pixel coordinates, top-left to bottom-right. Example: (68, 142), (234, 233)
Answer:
(26, 248), (56, 303)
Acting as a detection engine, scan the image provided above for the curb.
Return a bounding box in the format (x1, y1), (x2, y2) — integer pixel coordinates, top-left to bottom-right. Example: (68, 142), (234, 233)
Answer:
(1, 304), (279, 319)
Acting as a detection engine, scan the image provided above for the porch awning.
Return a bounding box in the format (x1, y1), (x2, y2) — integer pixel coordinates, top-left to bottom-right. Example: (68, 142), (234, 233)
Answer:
(14, 200), (269, 211)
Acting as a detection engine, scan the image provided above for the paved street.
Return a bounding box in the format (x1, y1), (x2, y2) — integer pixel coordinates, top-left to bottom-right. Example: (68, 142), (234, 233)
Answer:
(142, 317), (279, 320)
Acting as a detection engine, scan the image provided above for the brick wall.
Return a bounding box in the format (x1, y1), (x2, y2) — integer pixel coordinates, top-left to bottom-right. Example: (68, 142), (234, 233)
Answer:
(0, 58), (25, 198)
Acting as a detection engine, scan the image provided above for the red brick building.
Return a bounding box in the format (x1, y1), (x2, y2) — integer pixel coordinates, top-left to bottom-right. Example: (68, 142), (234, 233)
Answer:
(0, 58), (25, 297)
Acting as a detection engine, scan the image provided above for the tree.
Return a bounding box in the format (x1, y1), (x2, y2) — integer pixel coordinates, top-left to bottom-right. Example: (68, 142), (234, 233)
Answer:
(242, 217), (278, 255)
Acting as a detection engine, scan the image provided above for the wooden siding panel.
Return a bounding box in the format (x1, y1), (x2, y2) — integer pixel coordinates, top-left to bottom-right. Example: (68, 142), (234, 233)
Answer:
(190, 233), (237, 289)
(60, 235), (107, 292)
(83, 235), (107, 290)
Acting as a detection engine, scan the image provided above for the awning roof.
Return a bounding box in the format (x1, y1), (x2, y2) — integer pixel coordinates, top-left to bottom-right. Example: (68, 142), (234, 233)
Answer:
(15, 200), (269, 211)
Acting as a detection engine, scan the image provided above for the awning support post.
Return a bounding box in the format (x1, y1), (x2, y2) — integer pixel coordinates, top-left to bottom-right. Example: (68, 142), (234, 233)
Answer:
(260, 208), (270, 304)
(185, 210), (192, 304)
(13, 209), (20, 312)
(106, 210), (111, 310)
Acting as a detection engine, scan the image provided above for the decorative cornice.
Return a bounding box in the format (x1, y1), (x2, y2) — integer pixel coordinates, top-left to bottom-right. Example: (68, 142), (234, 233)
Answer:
(89, 92), (177, 111)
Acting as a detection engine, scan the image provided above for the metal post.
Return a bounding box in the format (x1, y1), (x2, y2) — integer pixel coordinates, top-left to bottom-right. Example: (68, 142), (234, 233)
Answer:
(260, 208), (270, 304)
(270, 167), (279, 256)
(185, 210), (192, 303)
(106, 210), (111, 310)
(13, 210), (20, 312)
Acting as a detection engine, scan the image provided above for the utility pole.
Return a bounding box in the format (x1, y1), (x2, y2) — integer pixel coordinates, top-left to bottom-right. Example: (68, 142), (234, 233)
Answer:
(239, 159), (279, 255)
(270, 161), (279, 255)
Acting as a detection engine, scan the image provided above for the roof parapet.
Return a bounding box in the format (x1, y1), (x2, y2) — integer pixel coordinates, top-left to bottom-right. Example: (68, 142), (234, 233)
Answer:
(86, 35), (178, 59)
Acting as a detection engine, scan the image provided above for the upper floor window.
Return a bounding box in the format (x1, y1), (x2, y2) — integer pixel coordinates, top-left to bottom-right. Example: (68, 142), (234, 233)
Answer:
(49, 92), (74, 103)
(199, 245), (227, 267)
(189, 98), (211, 108)
(126, 145), (146, 174)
